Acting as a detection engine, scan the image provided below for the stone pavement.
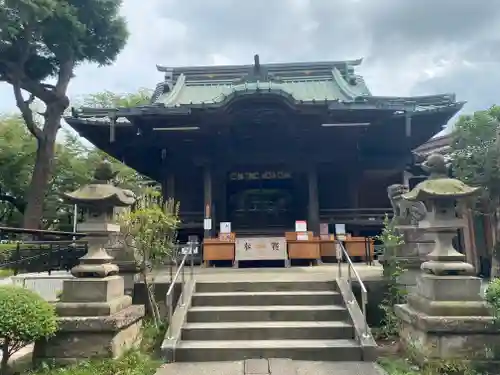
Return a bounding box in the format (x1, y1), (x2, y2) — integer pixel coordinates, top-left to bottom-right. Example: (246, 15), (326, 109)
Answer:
(153, 263), (384, 283)
(157, 359), (387, 375)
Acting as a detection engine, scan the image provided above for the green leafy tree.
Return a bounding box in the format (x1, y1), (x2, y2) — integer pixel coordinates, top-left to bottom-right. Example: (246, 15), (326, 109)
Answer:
(78, 88), (153, 108)
(450, 106), (500, 276)
(0, 0), (129, 229)
(119, 190), (180, 328)
(0, 286), (58, 374)
(70, 89), (156, 192)
(0, 89), (150, 228)
(0, 115), (35, 225)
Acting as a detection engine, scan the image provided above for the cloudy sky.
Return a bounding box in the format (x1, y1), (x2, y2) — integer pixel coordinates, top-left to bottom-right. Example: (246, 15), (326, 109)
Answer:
(1, 0), (498, 135)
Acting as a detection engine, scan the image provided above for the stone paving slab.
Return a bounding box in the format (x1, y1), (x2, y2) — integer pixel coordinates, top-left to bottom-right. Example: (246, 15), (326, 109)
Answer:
(244, 359), (269, 374)
(294, 361), (386, 375)
(156, 361), (244, 375)
(156, 360), (386, 375)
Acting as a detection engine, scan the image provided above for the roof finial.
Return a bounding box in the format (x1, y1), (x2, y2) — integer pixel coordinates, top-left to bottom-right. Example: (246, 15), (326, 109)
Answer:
(254, 54), (260, 73)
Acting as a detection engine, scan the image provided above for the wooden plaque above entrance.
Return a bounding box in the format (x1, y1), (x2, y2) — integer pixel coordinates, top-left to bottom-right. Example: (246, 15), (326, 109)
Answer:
(229, 171), (292, 181)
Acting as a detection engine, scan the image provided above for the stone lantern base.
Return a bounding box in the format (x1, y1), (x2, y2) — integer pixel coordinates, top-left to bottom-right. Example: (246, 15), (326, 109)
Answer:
(395, 274), (497, 361)
(33, 276), (145, 365)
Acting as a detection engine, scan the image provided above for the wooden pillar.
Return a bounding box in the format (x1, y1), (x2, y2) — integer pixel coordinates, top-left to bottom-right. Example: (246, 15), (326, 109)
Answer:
(307, 166), (320, 235)
(203, 165), (213, 238)
(350, 174), (360, 208)
(165, 173), (175, 200)
(218, 170), (227, 222)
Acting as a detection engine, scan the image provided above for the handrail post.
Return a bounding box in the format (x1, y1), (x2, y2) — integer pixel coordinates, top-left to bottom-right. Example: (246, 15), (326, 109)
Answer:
(167, 291), (173, 339)
(362, 288), (369, 337)
(336, 242), (342, 278)
(189, 241), (194, 278)
(347, 263), (352, 289)
(180, 259), (185, 307)
(337, 239), (370, 338)
(14, 242), (21, 276)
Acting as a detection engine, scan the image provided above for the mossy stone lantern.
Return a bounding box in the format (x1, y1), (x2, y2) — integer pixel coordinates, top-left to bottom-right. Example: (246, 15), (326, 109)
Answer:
(402, 153), (479, 276)
(63, 161), (136, 278)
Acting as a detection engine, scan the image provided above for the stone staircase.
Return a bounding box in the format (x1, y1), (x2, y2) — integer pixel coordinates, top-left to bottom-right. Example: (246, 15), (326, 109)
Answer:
(170, 280), (376, 362)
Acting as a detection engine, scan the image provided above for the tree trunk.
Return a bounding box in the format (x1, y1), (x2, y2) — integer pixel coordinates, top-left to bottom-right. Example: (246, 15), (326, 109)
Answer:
(492, 210), (500, 279)
(22, 106), (61, 229)
(1, 338), (10, 375)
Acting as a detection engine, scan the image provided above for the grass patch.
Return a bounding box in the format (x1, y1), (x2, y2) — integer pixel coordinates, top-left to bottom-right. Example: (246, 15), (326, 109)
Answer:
(29, 350), (160, 375)
(378, 357), (420, 375)
(140, 320), (167, 355)
(378, 349), (484, 375)
(0, 268), (14, 278)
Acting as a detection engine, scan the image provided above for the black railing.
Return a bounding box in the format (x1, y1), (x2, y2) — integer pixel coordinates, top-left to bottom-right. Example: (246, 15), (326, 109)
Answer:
(320, 208), (392, 224)
(179, 211), (204, 228)
(0, 241), (88, 275)
(0, 227), (88, 275)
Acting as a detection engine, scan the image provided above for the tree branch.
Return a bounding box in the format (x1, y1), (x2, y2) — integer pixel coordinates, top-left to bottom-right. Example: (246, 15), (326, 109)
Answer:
(0, 59), (60, 104)
(12, 83), (43, 141)
(55, 57), (74, 99)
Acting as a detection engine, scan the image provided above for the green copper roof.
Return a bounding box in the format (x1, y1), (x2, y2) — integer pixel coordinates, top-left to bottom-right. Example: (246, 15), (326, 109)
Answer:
(153, 56), (371, 107)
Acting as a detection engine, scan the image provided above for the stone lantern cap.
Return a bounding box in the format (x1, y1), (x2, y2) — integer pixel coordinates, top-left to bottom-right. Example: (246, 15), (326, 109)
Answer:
(62, 161), (136, 207)
(402, 153), (480, 202)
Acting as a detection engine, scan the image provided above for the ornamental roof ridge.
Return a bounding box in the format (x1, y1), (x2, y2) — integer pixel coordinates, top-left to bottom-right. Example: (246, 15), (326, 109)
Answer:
(156, 57), (363, 78)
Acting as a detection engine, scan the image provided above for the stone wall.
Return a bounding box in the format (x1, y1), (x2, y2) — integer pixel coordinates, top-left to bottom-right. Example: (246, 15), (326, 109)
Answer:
(132, 281), (182, 318)
(352, 276), (388, 327)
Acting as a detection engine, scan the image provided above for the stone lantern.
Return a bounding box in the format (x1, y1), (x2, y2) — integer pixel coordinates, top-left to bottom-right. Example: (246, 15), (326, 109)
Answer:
(395, 153), (494, 361)
(402, 153), (478, 275)
(33, 161), (145, 365)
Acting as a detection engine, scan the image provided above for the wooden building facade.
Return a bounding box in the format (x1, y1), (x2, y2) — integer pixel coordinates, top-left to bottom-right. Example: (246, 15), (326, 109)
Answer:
(66, 56), (464, 240)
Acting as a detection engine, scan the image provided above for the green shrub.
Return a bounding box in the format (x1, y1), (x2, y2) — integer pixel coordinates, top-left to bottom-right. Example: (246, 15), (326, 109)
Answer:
(374, 216), (406, 340)
(0, 286), (58, 374)
(485, 278), (500, 322)
(140, 319), (166, 354)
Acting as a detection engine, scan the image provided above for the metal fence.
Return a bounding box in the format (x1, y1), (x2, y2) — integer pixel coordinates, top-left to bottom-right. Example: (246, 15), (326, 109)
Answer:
(0, 241), (88, 275)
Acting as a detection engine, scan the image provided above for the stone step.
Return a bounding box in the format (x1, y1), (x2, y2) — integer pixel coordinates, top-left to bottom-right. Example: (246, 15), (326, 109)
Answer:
(181, 321), (354, 341)
(187, 305), (348, 323)
(195, 281), (336, 293)
(191, 290), (342, 306)
(175, 339), (362, 362)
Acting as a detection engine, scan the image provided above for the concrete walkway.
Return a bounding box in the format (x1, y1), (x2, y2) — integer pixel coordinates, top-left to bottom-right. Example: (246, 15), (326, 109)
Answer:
(153, 263), (384, 283)
(157, 359), (387, 375)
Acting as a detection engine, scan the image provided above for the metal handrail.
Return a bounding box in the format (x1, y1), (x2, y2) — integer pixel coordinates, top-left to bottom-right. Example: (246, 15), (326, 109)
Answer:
(336, 239), (369, 338)
(166, 241), (197, 339)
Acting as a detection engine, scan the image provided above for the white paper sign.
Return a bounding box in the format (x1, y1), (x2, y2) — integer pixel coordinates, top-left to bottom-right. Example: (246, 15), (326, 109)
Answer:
(203, 218), (212, 230)
(295, 220), (307, 232)
(181, 245), (199, 255)
(235, 237), (287, 261)
(220, 222), (231, 233)
(320, 223), (329, 235)
(296, 232), (309, 241)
